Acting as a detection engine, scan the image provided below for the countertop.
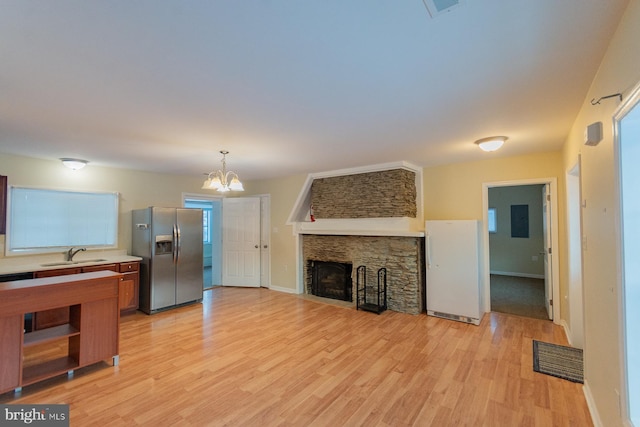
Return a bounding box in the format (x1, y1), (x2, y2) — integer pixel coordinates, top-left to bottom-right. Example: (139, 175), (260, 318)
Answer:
(0, 251), (142, 276)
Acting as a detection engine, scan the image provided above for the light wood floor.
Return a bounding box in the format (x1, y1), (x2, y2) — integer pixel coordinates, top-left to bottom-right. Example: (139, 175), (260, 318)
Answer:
(1, 287), (592, 426)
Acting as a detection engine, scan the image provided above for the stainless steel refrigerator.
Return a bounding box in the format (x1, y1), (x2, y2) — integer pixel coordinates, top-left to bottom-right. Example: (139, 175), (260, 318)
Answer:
(132, 207), (204, 314)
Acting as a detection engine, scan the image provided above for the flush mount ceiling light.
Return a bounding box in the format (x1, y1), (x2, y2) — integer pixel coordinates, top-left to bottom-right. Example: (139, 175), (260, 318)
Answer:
(60, 158), (89, 170)
(202, 150), (244, 192)
(474, 136), (508, 152)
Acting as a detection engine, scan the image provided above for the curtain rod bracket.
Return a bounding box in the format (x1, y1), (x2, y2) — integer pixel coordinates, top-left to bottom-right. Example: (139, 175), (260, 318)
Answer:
(591, 93), (622, 105)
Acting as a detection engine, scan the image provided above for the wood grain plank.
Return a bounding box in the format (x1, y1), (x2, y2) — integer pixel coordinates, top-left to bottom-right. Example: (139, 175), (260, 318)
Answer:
(1, 287), (593, 426)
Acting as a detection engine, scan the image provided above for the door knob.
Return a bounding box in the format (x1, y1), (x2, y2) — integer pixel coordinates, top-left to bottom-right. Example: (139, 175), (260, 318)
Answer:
(255, 245), (259, 248)
(263, 245), (268, 248)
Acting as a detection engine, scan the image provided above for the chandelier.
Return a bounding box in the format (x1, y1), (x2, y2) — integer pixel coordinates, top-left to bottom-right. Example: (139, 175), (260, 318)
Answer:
(201, 150), (244, 192)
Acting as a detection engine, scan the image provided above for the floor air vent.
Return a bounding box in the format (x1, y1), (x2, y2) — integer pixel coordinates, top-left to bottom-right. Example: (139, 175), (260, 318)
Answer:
(422, 0), (465, 18)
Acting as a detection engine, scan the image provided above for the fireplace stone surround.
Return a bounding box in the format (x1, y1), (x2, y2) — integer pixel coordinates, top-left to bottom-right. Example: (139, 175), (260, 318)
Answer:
(302, 234), (425, 315)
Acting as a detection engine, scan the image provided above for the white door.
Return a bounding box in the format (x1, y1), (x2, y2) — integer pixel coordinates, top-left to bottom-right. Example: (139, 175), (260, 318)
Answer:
(542, 184), (553, 320)
(260, 195), (271, 288)
(222, 197), (261, 287)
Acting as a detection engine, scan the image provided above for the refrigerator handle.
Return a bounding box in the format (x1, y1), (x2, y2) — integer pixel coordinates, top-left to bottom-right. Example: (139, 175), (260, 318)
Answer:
(426, 232), (432, 269)
(173, 224), (179, 264)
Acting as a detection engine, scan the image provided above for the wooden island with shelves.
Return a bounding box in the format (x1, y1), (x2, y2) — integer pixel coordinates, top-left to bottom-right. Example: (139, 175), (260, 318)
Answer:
(0, 270), (121, 394)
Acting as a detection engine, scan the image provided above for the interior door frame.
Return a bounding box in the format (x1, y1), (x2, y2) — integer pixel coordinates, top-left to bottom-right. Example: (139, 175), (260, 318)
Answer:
(182, 192), (224, 288)
(542, 183), (553, 320)
(258, 194), (272, 289)
(481, 177), (560, 323)
(566, 158), (585, 348)
(613, 78), (640, 426)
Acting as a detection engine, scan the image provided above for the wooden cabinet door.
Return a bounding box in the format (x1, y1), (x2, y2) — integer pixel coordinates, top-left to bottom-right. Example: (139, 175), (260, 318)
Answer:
(0, 315), (22, 393)
(119, 277), (135, 312)
(33, 268), (81, 330)
(78, 297), (119, 366)
(119, 262), (139, 314)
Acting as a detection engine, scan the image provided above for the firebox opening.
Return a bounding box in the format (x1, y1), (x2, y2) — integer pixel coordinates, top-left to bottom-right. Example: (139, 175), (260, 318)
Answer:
(310, 260), (353, 302)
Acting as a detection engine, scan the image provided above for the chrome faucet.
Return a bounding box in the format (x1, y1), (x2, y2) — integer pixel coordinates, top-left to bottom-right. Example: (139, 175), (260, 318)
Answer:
(67, 247), (86, 261)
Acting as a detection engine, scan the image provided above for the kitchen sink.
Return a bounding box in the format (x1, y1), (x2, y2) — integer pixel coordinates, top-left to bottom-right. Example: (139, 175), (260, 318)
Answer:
(40, 261), (74, 266)
(40, 258), (108, 267)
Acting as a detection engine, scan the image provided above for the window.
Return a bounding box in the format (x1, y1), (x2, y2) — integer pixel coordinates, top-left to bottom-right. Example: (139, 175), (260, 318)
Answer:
(202, 208), (211, 244)
(7, 187), (118, 255)
(488, 207), (497, 233)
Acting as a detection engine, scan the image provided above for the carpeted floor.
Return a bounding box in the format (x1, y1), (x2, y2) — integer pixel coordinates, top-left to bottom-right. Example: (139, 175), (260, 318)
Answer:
(490, 274), (549, 320)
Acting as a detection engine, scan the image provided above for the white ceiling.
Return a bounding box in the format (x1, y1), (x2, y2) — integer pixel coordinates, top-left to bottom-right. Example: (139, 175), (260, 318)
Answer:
(0, 1), (629, 180)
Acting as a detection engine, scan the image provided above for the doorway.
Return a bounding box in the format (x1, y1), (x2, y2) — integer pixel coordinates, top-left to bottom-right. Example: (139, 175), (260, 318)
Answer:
(487, 184), (548, 320)
(482, 178), (560, 322)
(183, 196), (222, 289)
(615, 81), (640, 425)
(184, 193), (271, 289)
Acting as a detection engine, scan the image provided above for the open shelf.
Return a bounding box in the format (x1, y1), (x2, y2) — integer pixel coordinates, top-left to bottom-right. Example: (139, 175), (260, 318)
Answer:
(0, 271), (120, 394)
(23, 324), (80, 347)
(21, 356), (79, 386)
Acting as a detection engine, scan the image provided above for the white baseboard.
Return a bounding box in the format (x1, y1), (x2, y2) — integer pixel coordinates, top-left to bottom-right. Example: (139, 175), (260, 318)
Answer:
(490, 270), (545, 279)
(267, 285), (298, 294)
(559, 319), (573, 346)
(583, 380), (603, 427)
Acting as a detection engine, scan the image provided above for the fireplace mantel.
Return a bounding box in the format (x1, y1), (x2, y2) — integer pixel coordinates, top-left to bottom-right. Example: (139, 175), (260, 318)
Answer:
(293, 218), (425, 237)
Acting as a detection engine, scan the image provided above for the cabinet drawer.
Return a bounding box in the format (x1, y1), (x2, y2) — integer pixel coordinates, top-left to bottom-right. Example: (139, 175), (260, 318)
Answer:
(82, 264), (118, 273)
(35, 267), (81, 278)
(119, 262), (139, 273)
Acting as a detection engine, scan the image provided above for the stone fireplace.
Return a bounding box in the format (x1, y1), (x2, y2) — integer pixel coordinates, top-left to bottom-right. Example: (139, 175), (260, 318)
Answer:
(289, 162), (426, 315)
(303, 234), (424, 314)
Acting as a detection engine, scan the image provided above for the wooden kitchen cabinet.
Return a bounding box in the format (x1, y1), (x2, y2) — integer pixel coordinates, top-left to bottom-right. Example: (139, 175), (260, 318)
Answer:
(32, 262), (140, 329)
(0, 271), (121, 394)
(118, 262), (139, 314)
(81, 263), (118, 273)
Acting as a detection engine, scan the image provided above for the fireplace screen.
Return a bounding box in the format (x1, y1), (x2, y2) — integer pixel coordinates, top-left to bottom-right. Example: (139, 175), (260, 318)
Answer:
(310, 261), (353, 302)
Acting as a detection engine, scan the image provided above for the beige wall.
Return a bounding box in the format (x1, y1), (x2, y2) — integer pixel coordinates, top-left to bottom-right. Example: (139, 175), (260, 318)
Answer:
(243, 174), (306, 292)
(0, 153), (207, 259)
(422, 151), (566, 319)
(423, 151), (564, 220)
(561, 0), (640, 424)
(248, 151), (565, 295)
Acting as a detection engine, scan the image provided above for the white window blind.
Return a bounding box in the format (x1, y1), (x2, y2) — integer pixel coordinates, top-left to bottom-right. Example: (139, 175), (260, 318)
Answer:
(8, 187), (118, 253)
